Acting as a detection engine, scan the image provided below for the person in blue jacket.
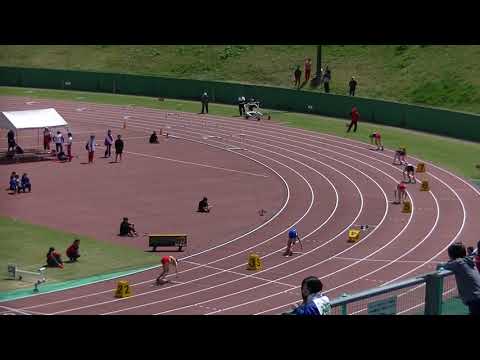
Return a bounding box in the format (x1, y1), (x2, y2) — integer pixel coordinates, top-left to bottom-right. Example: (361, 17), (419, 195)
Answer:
(286, 276), (331, 316)
(283, 227), (302, 256)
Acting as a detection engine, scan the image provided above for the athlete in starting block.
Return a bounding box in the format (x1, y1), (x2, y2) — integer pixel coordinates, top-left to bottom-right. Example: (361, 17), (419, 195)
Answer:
(394, 181), (407, 204)
(156, 256), (178, 285)
(403, 163), (417, 184)
(284, 227), (303, 257)
(393, 147), (407, 165)
(369, 131), (384, 151)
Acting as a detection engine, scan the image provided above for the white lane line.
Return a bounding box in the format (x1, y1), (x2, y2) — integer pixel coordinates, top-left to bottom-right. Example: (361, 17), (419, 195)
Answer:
(332, 256), (443, 264)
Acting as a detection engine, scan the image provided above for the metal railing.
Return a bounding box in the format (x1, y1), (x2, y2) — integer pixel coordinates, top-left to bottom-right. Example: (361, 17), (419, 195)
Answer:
(328, 270), (459, 315)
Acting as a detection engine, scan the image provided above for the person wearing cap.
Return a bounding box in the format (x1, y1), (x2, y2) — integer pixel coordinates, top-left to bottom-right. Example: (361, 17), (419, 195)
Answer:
(284, 227), (302, 256)
(200, 91), (209, 114)
(156, 256), (179, 285)
(349, 76), (357, 96)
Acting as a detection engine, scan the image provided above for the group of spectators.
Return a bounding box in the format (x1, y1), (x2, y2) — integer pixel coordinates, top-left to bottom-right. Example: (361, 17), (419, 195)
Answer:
(43, 127), (73, 161)
(85, 131), (124, 164)
(292, 59), (358, 96)
(46, 239), (81, 269)
(8, 171), (31, 194)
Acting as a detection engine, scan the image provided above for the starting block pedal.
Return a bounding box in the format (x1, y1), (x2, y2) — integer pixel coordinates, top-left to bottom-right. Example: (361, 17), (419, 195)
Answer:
(416, 163), (426, 173)
(420, 180), (430, 191)
(348, 229), (361, 243)
(115, 280), (132, 298)
(247, 253), (262, 271)
(402, 200), (412, 213)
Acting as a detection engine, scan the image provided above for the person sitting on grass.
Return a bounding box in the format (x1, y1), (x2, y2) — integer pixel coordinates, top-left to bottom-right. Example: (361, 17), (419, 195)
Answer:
(284, 276), (331, 316)
(149, 131), (159, 144)
(66, 239), (81, 262)
(17, 173), (31, 193)
(46, 247), (64, 268)
(9, 172), (17, 191)
(197, 197), (212, 213)
(119, 217), (138, 237)
(436, 242), (480, 315)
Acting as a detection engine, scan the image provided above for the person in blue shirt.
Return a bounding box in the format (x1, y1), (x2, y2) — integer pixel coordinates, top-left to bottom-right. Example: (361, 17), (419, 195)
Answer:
(285, 276), (331, 316)
(18, 173), (31, 193)
(9, 172), (17, 191)
(283, 227), (303, 256)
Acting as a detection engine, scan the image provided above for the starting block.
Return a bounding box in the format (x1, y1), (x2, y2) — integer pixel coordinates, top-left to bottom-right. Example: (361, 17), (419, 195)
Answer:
(348, 229), (361, 243)
(416, 163), (426, 173)
(420, 180), (430, 191)
(247, 253), (262, 271)
(402, 200), (412, 213)
(115, 280), (132, 298)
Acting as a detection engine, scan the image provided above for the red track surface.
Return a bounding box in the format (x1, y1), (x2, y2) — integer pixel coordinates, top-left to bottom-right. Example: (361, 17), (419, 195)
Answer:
(1, 95), (479, 315)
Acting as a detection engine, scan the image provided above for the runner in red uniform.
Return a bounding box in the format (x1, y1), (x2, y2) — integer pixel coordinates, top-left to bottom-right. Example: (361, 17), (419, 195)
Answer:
(394, 181), (407, 204)
(156, 256), (178, 285)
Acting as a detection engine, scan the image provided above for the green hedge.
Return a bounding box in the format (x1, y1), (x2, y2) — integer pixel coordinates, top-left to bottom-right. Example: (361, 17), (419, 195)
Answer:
(1, 66), (479, 142)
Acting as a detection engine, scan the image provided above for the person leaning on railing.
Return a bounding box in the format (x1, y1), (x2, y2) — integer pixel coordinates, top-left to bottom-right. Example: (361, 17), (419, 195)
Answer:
(436, 242), (480, 315)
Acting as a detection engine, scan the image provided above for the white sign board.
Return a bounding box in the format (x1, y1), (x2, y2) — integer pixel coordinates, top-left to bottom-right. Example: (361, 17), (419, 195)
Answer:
(367, 296), (397, 315)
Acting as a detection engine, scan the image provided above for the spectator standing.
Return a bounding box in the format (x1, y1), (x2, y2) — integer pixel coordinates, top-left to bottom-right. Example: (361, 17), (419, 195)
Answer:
(200, 91), (209, 114)
(349, 76), (358, 96)
(238, 96), (246, 117)
(114, 135), (124, 163)
(7, 129), (15, 152)
(66, 132), (73, 161)
(323, 66), (331, 93)
(294, 66), (302, 89)
(54, 130), (65, 153)
(347, 106), (360, 133)
(437, 242), (480, 315)
(286, 276), (331, 315)
(86, 135), (96, 164)
(304, 58), (312, 82)
(104, 129), (114, 158)
(43, 128), (52, 151)
(66, 239), (81, 262)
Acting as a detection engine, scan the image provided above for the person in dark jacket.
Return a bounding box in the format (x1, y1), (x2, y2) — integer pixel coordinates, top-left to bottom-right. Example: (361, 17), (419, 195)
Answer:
(200, 92), (209, 114)
(349, 76), (357, 96)
(104, 129), (114, 158)
(238, 96), (246, 116)
(66, 239), (81, 262)
(119, 217), (137, 236)
(197, 197), (212, 213)
(149, 131), (159, 144)
(323, 66), (331, 93)
(114, 135), (124, 162)
(18, 173), (31, 193)
(7, 130), (16, 152)
(294, 66), (302, 89)
(46, 247), (64, 268)
(285, 276), (331, 315)
(437, 242), (480, 315)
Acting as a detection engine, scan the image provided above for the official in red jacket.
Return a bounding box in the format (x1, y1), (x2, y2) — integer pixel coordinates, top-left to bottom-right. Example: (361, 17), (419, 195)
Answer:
(347, 106), (360, 133)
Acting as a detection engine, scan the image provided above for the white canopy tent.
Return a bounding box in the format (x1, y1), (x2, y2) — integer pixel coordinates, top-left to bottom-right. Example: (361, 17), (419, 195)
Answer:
(0, 108), (68, 130)
(0, 108), (68, 150)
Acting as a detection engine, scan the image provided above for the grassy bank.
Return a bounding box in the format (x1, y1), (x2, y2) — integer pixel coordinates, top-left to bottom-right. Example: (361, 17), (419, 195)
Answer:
(2, 45), (480, 113)
(0, 216), (159, 292)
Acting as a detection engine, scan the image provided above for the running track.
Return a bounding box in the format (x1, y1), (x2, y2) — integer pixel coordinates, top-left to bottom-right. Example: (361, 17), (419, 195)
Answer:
(1, 96), (479, 315)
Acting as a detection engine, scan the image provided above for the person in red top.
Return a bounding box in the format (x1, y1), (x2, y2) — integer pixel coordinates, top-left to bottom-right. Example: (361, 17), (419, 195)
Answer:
(304, 58), (312, 82)
(394, 181), (407, 204)
(347, 106), (360, 133)
(46, 247), (64, 268)
(43, 128), (52, 151)
(156, 256), (178, 285)
(369, 131), (384, 151)
(66, 239), (81, 262)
